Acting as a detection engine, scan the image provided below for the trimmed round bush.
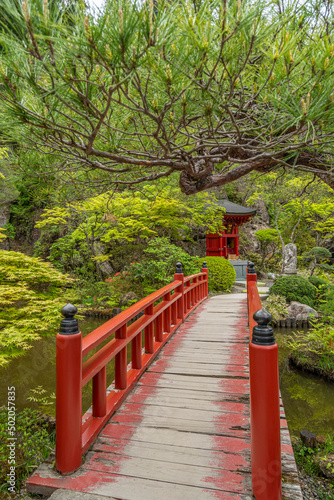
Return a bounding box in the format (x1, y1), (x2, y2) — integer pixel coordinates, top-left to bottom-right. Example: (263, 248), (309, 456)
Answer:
(269, 275), (317, 307)
(200, 257), (236, 292)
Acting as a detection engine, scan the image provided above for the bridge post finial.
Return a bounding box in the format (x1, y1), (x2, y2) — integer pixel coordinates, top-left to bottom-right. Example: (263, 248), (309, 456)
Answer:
(59, 303), (79, 335)
(202, 261), (207, 269)
(252, 308), (275, 345)
(175, 262), (183, 274)
(247, 261), (256, 274)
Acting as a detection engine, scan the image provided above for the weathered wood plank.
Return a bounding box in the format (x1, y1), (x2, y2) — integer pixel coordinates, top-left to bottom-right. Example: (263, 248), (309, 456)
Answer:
(107, 412), (250, 437)
(85, 452), (252, 494)
(100, 424), (251, 452)
(129, 385), (249, 404)
(149, 359), (249, 378)
(27, 463), (251, 500)
(118, 401), (249, 420)
(127, 389), (250, 412)
(91, 438), (250, 470)
(139, 371), (250, 395)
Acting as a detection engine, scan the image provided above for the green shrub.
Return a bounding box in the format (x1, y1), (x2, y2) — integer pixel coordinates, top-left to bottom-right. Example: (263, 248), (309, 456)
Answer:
(269, 275), (317, 307)
(264, 294), (288, 322)
(129, 237), (199, 296)
(199, 257), (236, 292)
(308, 276), (334, 305)
(0, 250), (73, 366)
(308, 276), (329, 289)
(0, 407), (54, 492)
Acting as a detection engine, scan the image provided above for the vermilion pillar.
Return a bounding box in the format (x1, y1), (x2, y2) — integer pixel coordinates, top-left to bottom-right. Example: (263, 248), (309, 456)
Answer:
(249, 309), (282, 500)
(56, 304), (82, 475)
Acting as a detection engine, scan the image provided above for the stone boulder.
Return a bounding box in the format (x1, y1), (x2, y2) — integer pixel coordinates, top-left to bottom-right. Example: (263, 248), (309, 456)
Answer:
(286, 301), (318, 321)
(316, 454), (334, 480)
(119, 292), (139, 307)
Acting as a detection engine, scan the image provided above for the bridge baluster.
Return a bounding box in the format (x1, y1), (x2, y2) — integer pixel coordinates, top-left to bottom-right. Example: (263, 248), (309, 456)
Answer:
(132, 331), (142, 369)
(145, 304), (154, 354)
(93, 366), (106, 417)
(155, 312), (163, 342)
(115, 324), (127, 390)
(163, 292), (171, 333)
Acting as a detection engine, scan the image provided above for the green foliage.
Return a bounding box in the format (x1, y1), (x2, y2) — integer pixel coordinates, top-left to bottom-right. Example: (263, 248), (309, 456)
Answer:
(255, 228), (279, 243)
(254, 228), (280, 268)
(0, 250), (72, 366)
(309, 276), (330, 289)
(303, 247), (333, 276)
(308, 276), (334, 306)
(199, 257), (236, 292)
(264, 294), (288, 323)
(0, 0), (333, 194)
(318, 287), (334, 320)
(129, 237), (200, 295)
(0, 227), (6, 242)
(269, 275), (317, 307)
(245, 172), (334, 262)
(294, 442), (319, 476)
(0, 407), (54, 491)
(287, 322), (334, 362)
(35, 181), (223, 279)
(27, 385), (56, 414)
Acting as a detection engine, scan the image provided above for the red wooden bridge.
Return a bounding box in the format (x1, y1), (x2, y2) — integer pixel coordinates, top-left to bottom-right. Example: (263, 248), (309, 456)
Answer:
(26, 263), (303, 500)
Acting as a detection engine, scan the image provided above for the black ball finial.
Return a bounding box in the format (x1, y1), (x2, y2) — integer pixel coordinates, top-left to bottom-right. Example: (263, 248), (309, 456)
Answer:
(175, 262), (183, 274)
(248, 261), (256, 274)
(202, 261), (208, 269)
(252, 308), (275, 346)
(59, 303), (80, 335)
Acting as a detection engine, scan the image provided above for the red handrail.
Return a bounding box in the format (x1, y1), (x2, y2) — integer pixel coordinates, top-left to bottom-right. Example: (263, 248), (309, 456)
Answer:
(56, 265), (208, 475)
(246, 268), (282, 500)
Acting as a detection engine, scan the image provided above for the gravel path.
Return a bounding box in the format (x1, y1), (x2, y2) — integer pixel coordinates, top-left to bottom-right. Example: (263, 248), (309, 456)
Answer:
(299, 472), (334, 499)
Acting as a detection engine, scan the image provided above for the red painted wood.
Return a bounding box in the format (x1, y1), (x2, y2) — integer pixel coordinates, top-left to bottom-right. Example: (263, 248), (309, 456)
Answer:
(163, 292), (171, 333)
(54, 268), (208, 476)
(115, 325), (127, 390)
(174, 271), (184, 322)
(131, 331), (142, 369)
(82, 280), (182, 357)
(155, 313), (163, 342)
(249, 343), (282, 500)
(247, 268), (282, 500)
(92, 366), (106, 417)
(144, 304), (154, 354)
(56, 332), (82, 474)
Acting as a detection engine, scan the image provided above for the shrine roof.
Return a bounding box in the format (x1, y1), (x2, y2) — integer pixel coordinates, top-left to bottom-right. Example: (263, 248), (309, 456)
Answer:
(215, 199), (256, 216)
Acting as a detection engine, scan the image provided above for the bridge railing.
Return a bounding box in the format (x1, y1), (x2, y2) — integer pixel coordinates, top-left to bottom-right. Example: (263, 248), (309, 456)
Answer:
(247, 262), (282, 500)
(56, 262), (208, 475)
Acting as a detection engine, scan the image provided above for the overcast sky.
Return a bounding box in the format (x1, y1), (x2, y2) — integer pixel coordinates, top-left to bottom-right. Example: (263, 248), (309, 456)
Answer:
(88, 0), (106, 10)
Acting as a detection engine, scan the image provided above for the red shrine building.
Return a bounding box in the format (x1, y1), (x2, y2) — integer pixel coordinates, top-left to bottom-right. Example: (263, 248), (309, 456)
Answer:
(206, 200), (256, 260)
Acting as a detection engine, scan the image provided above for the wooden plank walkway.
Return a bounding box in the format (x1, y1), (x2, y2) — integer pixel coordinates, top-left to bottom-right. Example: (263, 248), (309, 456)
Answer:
(27, 294), (303, 500)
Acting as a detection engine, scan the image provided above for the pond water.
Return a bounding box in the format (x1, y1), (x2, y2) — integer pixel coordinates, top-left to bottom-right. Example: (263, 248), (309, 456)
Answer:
(1, 320), (334, 438)
(0, 318), (110, 417)
(276, 327), (334, 437)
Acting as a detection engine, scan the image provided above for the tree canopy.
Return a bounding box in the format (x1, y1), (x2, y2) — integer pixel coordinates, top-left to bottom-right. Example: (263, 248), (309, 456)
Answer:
(0, 0), (334, 194)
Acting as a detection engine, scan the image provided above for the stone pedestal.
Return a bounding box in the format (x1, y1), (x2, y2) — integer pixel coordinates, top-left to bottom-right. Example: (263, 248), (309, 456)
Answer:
(230, 260), (248, 280)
